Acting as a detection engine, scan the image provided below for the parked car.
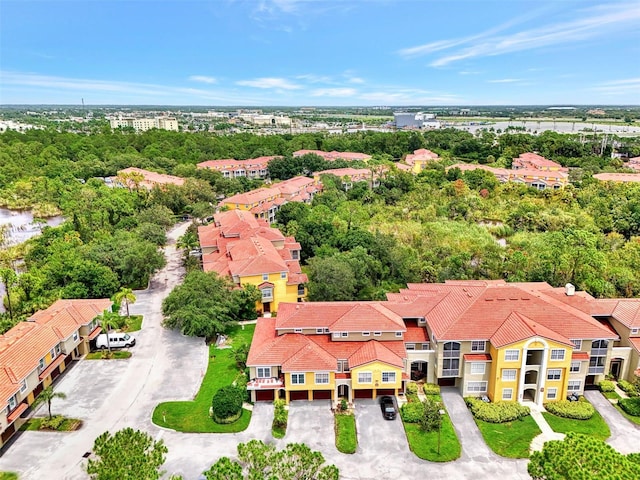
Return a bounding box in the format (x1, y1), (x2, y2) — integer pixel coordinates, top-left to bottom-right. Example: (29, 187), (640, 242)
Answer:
(96, 332), (136, 349)
(380, 396), (396, 420)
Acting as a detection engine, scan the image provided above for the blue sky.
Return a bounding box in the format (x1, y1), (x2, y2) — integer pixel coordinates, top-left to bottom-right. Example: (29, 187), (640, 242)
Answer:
(1, 0), (639, 106)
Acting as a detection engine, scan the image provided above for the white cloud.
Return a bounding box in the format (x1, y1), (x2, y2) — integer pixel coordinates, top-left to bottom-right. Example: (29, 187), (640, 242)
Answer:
(589, 77), (640, 95)
(188, 75), (217, 84)
(296, 73), (333, 84)
(358, 89), (461, 105)
(311, 88), (357, 97)
(236, 77), (302, 89)
(399, 2), (640, 67)
(487, 78), (522, 83)
(459, 71), (481, 75)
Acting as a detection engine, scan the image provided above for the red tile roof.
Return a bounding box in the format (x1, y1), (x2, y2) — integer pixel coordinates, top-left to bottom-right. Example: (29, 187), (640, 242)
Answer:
(404, 323), (428, 342)
(276, 302), (406, 332)
(0, 322), (60, 383)
(463, 353), (492, 362)
(490, 312), (573, 348)
(513, 153), (567, 171)
(293, 150), (371, 161)
(29, 299), (111, 339)
(629, 337), (640, 354)
(282, 342), (336, 372)
(118, 167), (185, 189)
(349, 341), (404, 368)
(571, 351), (590, 360)
(594, 173), (640, 183)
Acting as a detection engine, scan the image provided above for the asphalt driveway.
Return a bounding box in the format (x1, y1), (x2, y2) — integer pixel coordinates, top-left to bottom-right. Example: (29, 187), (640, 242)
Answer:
(584, 390), (640, 454)
(285, 400), (336, 452)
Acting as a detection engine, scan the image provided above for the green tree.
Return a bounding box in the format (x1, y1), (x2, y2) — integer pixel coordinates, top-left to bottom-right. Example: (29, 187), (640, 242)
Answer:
(306, 256), (356, 301)
(162, 271), (258, 338)
(203, 457), (243, 480)
(113, 287), (136, 319)
(86, 428), (168, 480)
(33, 386), (67, 420)
(98, 309), (121, 353)
(528, 433), (640, 479)
(420, 397), (443, 432)
(0, 268), (17, 322)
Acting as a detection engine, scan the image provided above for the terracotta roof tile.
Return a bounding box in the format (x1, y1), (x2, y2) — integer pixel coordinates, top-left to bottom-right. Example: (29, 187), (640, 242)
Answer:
(571, 351), (590, 360)
(348, 341), (404, 368)
(404, 323), (428, 342)
(118, 167), (184, 189)
(463, 353), (492, 362)
(594, 173), (640, 183)
(29, 299), (111, 339)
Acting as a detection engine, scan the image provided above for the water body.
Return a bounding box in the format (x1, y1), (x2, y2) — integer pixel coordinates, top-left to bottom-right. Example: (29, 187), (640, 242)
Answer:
(0, 208), (65, 312)
(452, 121), (640, 136)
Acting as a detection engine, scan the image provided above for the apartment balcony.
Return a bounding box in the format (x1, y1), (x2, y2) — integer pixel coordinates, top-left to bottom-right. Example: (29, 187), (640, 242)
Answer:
(588, 366), (605, 375)
(247, 376), (284, 391)
(591, 348), (608, 356)
(526, 350), (544, 366)
(442, 369), (459, 377)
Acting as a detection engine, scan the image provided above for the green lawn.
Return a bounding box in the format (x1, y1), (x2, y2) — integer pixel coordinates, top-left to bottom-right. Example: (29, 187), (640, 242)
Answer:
(335, 413), (357, 454)
(475, 415), (541, 458)
(542, 410), (610, 441)
(403, 414), (461, 462)
(85, 351), (132, 360)
(152, 324), (254, 433)
(19, 417), (82, 431)
(602, 391), (621, 400)
(123, 315), (143, 332)
(0, 473), (18, 480)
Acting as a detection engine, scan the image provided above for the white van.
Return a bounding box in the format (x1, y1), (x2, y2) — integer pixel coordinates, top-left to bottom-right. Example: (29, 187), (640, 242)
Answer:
(95, 332), (136, 349)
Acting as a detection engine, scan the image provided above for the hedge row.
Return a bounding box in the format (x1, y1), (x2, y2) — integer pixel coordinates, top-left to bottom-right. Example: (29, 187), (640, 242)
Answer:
(619, 397), (640, 417)
(401, 401), (425, 423)
(544, 400), (594, 420)
(423, 383), (441, 396)
(465, 398), (530, 423)
(618, 380), (639, 397)
(598, 380), (616, 393)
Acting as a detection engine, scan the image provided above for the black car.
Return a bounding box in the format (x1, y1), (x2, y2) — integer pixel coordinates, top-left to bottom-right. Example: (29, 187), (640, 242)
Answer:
(380, 396), (396, 420)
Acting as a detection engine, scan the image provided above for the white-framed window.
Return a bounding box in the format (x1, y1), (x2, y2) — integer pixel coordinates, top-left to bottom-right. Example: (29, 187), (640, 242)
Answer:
(19, 380), (27, 394)
(358, 372), (372, 384)
(467, 381), (487, 393)
(505, 350), (519, 361)
(294, 328), (302, 333)
(362, 332), (370, 337)
(39, 358), (45, 372)
(316, 328), (323, 334)
(261, 288), (273, 300)
(382, 372), (396, 383)
(570, 339), (582, 350)
(633, 328), (639, 335)
(406, 343), (415, 350)
(337, 360), (349, 372)
(374, 331), (381, 337)
(315, 373), (329, 384)
(324, 328), (330, 333)
(50, 348), (56, 359)
(422, 343), (430, 350)
(291, 373), (305, 385)
(256, 367), (271, 378)
(262, 273), (269, 281)
(470, 363), (485, 375)
(547, 388), (558, 400)
(547, 369), (561, 380)
(333, 332), (341, 338)
(550, 349), (565, 361)
(8, 395), (17, 411)
(568, 380), (581, 392)
(341, 332), (348, 338)
(395, 332), (403, 338)
(570, 361), (581, 373)
(471, 340), (486, 352)
(502, 388), (513, 400)
(502, 369), (517, 381)
(72, 331), (79, 342)
(281, 272), (287, 279)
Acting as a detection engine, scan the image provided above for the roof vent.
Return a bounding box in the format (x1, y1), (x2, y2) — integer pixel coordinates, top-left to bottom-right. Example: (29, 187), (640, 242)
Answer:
(565, 283), (575, 296)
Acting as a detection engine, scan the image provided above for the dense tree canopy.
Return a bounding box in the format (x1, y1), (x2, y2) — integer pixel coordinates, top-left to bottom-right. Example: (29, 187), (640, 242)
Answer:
(162, 271), (260, 338)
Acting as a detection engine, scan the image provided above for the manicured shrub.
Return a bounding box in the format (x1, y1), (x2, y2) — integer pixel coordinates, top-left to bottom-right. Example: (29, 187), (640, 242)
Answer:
(406, 392), (420, 403)
(598, 380), (616, 393)
(273, 399), (288, 430)
(211, 385), (244, 423)
(423, 383), (441, 396)
(618, 380), (638, 396)
(401, 401), (425, 423)
(619, 397), (640, 417)
(544, 400), (594, 420)
(465, 398), (530, 423)
(405, 382), (418, 395)
(40, 415), (65, 430)
(339, 398), (348, 412)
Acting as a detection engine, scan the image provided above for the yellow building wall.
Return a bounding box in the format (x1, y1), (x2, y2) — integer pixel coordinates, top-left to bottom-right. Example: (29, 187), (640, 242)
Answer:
(490, 338), (572, 402)
(242, 272), (301, 313)
(284, 372), (335, 391)
(350, 361), (402, 391)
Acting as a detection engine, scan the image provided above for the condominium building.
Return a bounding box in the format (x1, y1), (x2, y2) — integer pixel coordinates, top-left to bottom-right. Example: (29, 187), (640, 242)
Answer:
(109, 116), (179, 132)
(116, 167), (185, 190)
(198, 210), (306, 314)
(292, 150), (372, 162)
(247, 280), (635, 405)
(197, 156), (280, 179)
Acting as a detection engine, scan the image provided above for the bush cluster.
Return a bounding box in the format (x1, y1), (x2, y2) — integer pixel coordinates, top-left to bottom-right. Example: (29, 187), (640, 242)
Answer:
(544, 400), (594, 420)
(406, 392), (420, 404)
(273, 399), (288, 430)
(465, 398), (530, 423)
(619, 397), (640, 417)
(423, 383), (441, 396)
(405, 382), (418, 395)
(40, 415), (65, 430)
(400, 401), (425, 423)
(598, 380), (616, 392)
(211, 385), (244, 423)
(618, 380), (638, 397)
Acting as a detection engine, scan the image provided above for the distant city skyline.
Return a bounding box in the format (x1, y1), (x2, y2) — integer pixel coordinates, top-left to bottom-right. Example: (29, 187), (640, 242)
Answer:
(1, 0), (639, 106)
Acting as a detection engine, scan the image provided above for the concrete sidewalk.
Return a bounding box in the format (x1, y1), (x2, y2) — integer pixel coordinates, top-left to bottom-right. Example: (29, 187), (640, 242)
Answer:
(526, 403), (565, 452)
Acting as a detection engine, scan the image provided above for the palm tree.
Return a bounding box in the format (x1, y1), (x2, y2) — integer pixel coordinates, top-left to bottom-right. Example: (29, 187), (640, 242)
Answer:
(0, 267), (17, 321)
(33, 386), (67, 419)
(98, 310), (121, 353)
(113, 287), (136, 319)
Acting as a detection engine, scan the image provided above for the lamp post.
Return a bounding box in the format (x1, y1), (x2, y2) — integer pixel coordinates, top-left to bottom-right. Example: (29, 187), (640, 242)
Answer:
(437, 409), (446, 455)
